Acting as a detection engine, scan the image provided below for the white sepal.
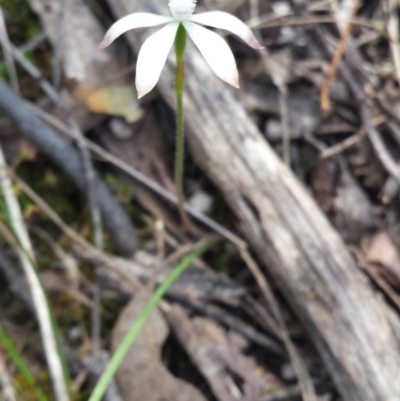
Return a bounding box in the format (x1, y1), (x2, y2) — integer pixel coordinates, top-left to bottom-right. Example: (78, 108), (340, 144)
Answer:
(99, 13), (173, 50)
(191, 11), (263, 49)
(136, 22), (179, 98)
(183, 21), (239, 88)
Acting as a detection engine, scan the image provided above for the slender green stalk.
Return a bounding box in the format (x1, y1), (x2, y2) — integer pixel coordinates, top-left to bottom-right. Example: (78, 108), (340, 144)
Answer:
(174, 24), (189, 226)
(0, 325), (49, 401)
(88, 243), (209, 401)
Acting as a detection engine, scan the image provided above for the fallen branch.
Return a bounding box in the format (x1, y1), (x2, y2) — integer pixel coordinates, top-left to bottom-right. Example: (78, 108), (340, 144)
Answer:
(0, 78), (138, 257)
(106, 1), (400, 400)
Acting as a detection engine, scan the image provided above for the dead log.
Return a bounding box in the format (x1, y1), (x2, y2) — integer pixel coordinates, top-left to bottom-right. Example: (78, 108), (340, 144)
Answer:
(104, 2), (400, 400)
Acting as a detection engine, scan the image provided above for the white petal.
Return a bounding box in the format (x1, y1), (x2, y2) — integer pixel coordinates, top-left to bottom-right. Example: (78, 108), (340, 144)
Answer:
(190, 11), (263, 49)
(169, 0), (197, 21)
(183, 21), (239, 88)
(99, 13), (173, 50)
(136, 22), (179, 98)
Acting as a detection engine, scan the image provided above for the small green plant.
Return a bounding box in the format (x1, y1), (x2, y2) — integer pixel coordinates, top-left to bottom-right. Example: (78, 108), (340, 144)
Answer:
(88, 243), (209, 401)
(99, 0), (262, 224)
(0, 325), (49, 401)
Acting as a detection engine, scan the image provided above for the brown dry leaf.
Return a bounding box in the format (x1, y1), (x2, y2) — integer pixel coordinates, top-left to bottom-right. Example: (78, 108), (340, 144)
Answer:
(362, 231), (400, 287)
(165, 305), (285, 401)
(74, 85), (143, 123)
(111, 289), (207, 401)
(28, 0), (142, 121)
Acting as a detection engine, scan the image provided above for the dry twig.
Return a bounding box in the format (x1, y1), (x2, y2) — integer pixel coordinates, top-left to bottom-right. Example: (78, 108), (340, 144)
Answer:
(240, 248), (317, 401)
(0, 78), (138, 256)
(0, 7), (19, 92)
(0, 354), (16, 401)
(386, 0), (400, 83)
(321, 0), (361, 110)
(0, 146), (69, 401)
(27, 102), (247, 249)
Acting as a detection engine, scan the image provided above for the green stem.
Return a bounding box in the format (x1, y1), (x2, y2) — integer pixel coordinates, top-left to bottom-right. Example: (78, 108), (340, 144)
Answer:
(174, 24), (188, 226)
(88, 243), (209, 401)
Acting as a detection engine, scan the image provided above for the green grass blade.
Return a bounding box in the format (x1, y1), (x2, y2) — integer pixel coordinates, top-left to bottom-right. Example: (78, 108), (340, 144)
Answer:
(0, 189), (71, 390)
(88, 243), (209, 401)
(0, 324), (49, 401)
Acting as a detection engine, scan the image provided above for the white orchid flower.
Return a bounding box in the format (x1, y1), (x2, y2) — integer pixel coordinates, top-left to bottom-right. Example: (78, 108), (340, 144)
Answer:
(99, 0), (262, 98)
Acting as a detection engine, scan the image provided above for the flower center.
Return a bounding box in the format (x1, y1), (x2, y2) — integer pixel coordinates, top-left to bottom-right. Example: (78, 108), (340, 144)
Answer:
(169, 0), (197, 21)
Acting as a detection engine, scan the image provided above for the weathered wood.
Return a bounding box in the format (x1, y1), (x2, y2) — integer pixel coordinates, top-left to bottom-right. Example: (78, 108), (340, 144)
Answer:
(105, 2), (400, 400)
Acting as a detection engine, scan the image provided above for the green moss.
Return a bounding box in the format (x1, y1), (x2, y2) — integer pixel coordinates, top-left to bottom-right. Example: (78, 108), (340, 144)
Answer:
(17, 160), (86, 225)
(0, 0), (41, 43)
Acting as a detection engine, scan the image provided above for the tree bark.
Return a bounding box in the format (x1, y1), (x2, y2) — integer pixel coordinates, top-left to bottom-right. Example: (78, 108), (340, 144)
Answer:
(105, 2), (400, 400)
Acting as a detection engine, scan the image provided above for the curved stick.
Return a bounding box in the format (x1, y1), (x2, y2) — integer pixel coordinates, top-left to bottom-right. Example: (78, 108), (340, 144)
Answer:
(0, 78), (138, 256)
